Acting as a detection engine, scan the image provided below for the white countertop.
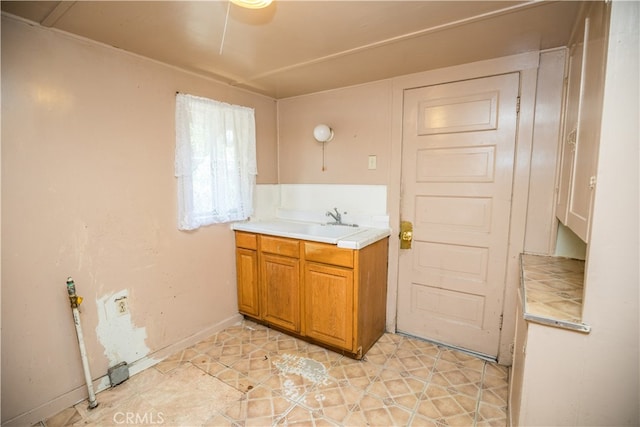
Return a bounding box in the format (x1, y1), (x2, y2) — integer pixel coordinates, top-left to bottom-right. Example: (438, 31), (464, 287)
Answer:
(231, 220), (391, 249)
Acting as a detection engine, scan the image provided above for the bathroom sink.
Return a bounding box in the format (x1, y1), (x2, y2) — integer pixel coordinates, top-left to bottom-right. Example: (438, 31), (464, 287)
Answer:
(304, 223), (360, 239)
(232, 220), (363, 244)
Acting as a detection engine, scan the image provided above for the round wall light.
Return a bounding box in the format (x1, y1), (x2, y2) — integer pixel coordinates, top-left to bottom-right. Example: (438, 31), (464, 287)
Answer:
(313, 124), (334, 143)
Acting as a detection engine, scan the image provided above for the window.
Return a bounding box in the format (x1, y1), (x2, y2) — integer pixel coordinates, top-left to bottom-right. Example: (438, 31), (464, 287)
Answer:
(175, 93), (256, 230)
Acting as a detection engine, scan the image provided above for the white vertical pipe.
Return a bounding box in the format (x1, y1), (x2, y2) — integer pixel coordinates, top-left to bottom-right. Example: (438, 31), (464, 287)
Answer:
(67, 277), (98, 409)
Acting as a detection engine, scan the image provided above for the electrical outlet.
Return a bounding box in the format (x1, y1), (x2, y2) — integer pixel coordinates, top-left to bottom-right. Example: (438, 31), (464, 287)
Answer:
(115, 297), (128, 315)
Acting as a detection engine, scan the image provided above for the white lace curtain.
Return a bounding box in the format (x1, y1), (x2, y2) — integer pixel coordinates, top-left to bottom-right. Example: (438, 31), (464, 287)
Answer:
(175, 93), (256, 230)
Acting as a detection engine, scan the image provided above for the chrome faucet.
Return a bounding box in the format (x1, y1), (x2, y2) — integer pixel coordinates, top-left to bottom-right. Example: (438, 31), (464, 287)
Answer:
(326, 208), (343, 225)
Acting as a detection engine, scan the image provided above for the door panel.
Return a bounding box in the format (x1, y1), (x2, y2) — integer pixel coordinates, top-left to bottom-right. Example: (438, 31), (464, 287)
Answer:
(236, 248), (260, 317)
(304, 262), (354, 350)
(397, 73), (519, 357)
(416, 196), (493, 234)
(416, 146), (496, 182)
(261, 253), (300, 332)
(418, 91), (499, 134)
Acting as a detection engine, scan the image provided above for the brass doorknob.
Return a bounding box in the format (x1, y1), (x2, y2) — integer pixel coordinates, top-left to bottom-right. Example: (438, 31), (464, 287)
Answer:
(400, 230), (413, 241)
(399, 221), (413, 249)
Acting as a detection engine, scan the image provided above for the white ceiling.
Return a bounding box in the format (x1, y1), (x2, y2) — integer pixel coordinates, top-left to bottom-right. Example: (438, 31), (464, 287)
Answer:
(1, 1), (582, 99)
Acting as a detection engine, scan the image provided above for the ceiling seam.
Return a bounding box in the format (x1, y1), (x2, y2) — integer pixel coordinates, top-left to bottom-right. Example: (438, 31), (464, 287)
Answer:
(233, 0), (553, 86)
(41, 1), (76, 27)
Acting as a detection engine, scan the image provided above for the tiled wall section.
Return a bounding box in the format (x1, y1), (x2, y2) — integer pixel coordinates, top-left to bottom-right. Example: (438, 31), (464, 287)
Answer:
(251, 184), (389, 228)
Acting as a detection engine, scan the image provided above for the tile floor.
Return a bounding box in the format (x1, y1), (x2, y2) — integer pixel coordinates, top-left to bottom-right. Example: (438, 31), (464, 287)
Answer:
(41, 319), (509, 426)
(521, 254), (585, 323)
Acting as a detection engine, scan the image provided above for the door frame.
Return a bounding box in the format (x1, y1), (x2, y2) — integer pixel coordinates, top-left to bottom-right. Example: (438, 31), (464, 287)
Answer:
(387, 52), (541, 364)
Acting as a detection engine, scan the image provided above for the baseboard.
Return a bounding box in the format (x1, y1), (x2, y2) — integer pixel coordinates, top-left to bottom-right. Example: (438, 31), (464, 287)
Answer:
(2, 313), (243, 427)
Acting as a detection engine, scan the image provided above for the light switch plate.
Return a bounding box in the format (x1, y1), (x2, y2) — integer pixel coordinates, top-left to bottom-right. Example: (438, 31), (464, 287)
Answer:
(368, 155), (377, 170)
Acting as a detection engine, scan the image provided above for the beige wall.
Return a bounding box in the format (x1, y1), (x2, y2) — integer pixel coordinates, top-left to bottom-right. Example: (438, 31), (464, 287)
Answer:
(278, 52), (560, 364)
(277, 82), (391, 184)
(1, 16), (276, 424)
(578, 0), (638, 422)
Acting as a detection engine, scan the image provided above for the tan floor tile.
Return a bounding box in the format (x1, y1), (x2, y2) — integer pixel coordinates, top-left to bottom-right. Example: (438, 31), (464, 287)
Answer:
(144, 364), (243, 415)
(152, 346), (201, 374)
(362, 337), (398, 366)
(42, 322), (509, 427)
(215, 367), (259, 393)
(355, 394), (413, 426)
(222, 323), (251, 338)
(44, 407), (82, 427)
(262, 370), (317, 402)
(407, 412), (440, 426)
(385, 350), (437, 381)
(418, 382), (478, 424)
(480, 384), (508, 407)
(222, 384), (295, 426)
(301, 378), (365, 425)
(439, 348), (486, 372)
(191, 352), (228, 376)
(228, 347), (276, 383)
(397, 337), (441, 358)
(203, 340), (260, 367)
(262, 333), (312, 354)
(207, 330), (242, 345)
(327, 356), (382, 392)
(485, 362), (509, 380)
(433, 354), (483, 399)
(275, 404), (339, 426)
(190, 334), (221, 354)
(481, 362), (509, 408)
(477, 402), (507, 426)
(202, 413), (240, 426)
(287, 341), (345, 366)
(241, 321), (290, 348)
(366, 368), (426, 410)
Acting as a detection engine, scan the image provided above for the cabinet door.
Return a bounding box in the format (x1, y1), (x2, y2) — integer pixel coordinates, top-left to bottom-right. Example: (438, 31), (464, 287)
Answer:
(304, 262), (354, 351)
(557, 42), (584, 225)
(566, 1), (609, 242)
(236, 248), (260, 317)
(261, 253), (300, 332)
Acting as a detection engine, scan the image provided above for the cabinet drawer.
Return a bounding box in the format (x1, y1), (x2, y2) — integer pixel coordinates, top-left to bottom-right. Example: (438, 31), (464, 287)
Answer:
(235, 231), (257, 250)
(261, 236), (300, 257)
(305, 242), (353, 268)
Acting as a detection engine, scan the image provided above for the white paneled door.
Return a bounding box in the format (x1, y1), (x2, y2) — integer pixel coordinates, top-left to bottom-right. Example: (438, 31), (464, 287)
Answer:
(397, 73), (519, 358)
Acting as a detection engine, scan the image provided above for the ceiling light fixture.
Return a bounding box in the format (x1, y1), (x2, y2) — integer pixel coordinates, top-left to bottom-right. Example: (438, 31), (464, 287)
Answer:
(230, 0), (273, 9)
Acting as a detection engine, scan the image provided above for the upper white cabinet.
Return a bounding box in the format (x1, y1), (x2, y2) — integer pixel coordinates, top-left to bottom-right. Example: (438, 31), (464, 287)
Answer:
(556, 1), (610, 243)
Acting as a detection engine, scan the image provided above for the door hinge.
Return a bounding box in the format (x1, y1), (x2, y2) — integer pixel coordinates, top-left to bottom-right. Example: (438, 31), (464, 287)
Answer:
(589, 175), (597, 189)
(499, 314), (504, 331)
(516, 96), (521, 114)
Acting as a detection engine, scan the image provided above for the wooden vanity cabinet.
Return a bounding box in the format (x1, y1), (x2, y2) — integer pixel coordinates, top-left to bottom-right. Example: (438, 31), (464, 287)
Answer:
(234, 231), (389, 359)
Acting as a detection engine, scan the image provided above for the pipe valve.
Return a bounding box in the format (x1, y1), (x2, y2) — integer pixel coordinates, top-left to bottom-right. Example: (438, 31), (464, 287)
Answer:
(66, 277), (83, 308)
